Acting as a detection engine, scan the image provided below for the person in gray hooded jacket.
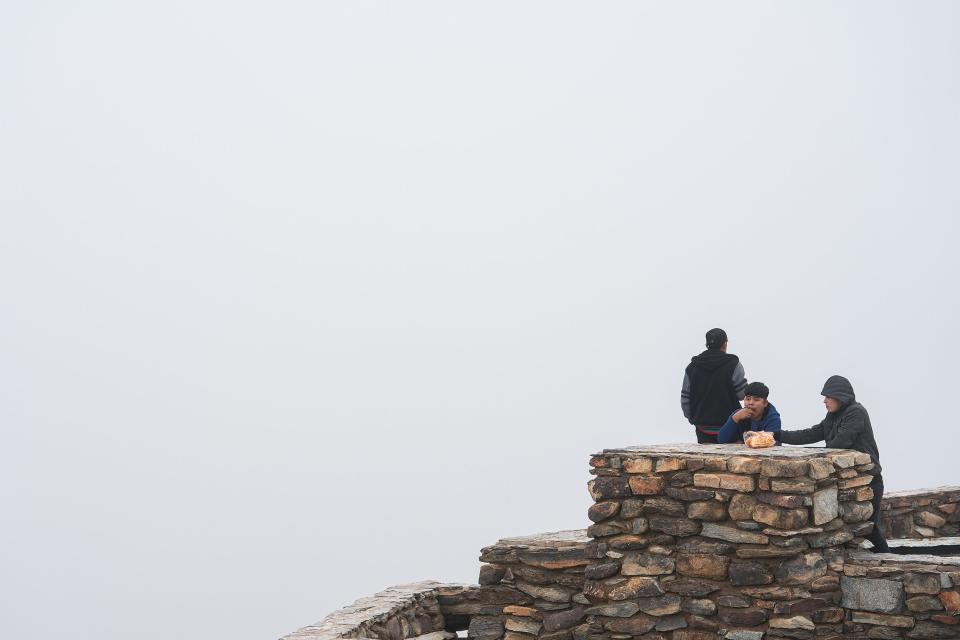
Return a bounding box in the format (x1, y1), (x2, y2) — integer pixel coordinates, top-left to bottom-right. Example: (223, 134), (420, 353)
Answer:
(774, 375), (889, 552)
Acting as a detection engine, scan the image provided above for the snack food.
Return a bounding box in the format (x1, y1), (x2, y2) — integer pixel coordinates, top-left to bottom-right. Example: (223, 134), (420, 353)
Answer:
(745, 431), (775, 448)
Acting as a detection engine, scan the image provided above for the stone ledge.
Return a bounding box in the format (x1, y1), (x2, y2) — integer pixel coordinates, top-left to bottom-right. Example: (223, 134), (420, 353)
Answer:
(600, 443), (856, 459)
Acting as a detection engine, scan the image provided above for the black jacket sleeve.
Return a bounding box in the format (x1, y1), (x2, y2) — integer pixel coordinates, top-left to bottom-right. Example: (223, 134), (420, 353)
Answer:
(777, 420), (826, 445)
(823, 405), (866, 449)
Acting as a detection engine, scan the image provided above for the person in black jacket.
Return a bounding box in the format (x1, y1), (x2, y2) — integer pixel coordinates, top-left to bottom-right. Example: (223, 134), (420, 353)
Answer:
(681, 328), (747, 443)
(775, 375), (889, 552)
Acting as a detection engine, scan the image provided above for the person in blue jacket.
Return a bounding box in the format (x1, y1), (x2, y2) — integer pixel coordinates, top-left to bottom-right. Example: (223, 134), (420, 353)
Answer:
(717, 381), (781, 443)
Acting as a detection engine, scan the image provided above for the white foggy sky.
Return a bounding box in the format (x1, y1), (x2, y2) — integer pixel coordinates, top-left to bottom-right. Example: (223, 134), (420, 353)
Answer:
(2, 2), (959, 639)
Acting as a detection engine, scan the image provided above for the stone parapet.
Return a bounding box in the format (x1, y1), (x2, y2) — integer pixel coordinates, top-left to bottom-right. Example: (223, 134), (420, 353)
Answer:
(281, 582), (452, 640)
(881, 486), (960, 540)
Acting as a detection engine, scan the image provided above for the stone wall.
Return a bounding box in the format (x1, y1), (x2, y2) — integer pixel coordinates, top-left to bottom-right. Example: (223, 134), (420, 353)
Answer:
(281, 582), (453, 640)
(881, 487), (960, 539)
(280, 444), (960, 640)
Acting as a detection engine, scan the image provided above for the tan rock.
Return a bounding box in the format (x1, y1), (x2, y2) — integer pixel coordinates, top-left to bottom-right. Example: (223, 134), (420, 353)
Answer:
(728, 493), (758, 520)
(629, 475), (666, 495)
(687, 500), (727, 521)
(770, 478), (816, 494)
(761, 459), (809, 478)
(838, 475), (873, 489)
(753, 504), (809, 530)
(676, 553), (729, 579)
(850, 612), (915, 628)
(829, 452), (858, 468)
(728, 456), (762, 474)
(623, 457), (653, 473)
(939, 590), (960, 614)
(807, 458), (835, 480)
(655, 458), (684, 473)
(916, 510), (947, 528)
(769, 616), (815, 630)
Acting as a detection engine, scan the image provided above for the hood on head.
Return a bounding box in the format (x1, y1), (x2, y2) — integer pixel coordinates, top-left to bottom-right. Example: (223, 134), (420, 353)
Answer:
(821, 375), (855, 405)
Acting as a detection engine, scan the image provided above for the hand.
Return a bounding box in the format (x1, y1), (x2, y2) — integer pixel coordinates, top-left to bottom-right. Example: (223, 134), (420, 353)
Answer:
(733, 408), (753, 423)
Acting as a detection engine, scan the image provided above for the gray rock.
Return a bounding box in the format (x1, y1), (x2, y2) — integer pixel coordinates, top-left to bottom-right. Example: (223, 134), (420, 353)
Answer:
(700, 522), (768, 544)
(653, 614), (687, 631)
(584, 602), (640, 617)
(725, 632), (764, 640)
(682, 598), (717, 616)
(840, 576), (904, 613)
(469, 616), (504, 640)
(812, 486), (839, 525)
(637, 593), (682, 616)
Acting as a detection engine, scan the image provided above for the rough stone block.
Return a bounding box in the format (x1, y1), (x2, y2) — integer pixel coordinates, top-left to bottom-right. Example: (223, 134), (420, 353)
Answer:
(590, 477), (632, 499)
(622, 457), (653, 473)
(813, 486), (840, 525)
(687, 500), (727, 521)
(621, 552), (674, 576)
(940, 590), (960, 614)
(629, 475), (666, 495)
(648, 515), (701, 537)
(728, 456), (762, 474)
(761, 459), (810, 478)
(851, 611), (915, 628)
(700, 522), (768, 544)
(676, 553), (729, 579)
(917, 510), (947, 529)
(841, 576), (904, 613)
(771, 478), (816, 494)
(655, 458), (685, 473)
(838, 475), (873, 489)
(636, 593), (682, 616)
(600, 614), (655, 633)
(728, 493), (759, 520)
(808, 458), (835, 480)
(605, 576), (664, 600)
(729, 560), (774, 586)
(769, 615), (815, 630)
(775, 553), (827, 585)
(753, 503), (809, 530)
(904, 572), (942, 595)
(588, 501), (620, 523)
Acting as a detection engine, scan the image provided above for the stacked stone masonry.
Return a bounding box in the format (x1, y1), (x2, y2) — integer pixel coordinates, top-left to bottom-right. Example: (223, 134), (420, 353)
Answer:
(281, 444), (960, 640)
(881, 487), (960, 540)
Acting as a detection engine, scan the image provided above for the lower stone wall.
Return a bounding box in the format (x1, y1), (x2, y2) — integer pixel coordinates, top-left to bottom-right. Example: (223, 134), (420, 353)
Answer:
(881, 487), (960, 539)
(841, 550), (960, 638)
(281, 582), (453, 640)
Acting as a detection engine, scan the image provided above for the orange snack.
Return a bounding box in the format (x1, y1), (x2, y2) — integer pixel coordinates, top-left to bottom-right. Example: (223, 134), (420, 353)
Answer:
(745, 431), (775, 448)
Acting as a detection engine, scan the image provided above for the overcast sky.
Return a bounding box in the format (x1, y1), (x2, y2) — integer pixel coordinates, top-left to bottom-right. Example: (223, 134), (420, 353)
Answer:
(2, 2), (959, 639)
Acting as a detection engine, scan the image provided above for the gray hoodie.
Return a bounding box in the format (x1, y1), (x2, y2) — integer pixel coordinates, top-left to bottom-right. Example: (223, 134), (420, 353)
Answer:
(777, 375), (882, 474)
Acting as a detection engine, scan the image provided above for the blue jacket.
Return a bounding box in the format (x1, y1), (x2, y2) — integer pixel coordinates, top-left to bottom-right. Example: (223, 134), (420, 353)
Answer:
(717, 403), (782, 444)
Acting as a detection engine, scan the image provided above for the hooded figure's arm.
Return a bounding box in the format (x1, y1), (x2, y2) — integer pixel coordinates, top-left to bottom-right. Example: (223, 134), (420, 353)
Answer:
(681, 372), (693, 422)
(732, 362), (747, 400)
(823, 405), (866, 449)
(776, 419), (826, 445)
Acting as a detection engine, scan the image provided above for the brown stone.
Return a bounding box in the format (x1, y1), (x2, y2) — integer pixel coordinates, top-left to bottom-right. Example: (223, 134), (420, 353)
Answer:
(775, 552), (827, 585)
(838, 475), (873, 489)
(637, 593), (682, 616)
(729, 560), (774, 586)
(939, 590), (960, 614)
(588, 501), (621, 522)
(931, 614), (960, 625)
(904, 573), (942, 595)
(813, 607), (844, 623)
(655, 458), (685, 473)
(829, 451), (857, 468)
(672, 631), (715, 640)
(687, 500), (727, 521)
(693, 473), (755, 492)
(769, 615), (816, 630)
(601, 615), (655, 634)
(757, 491), (808, 508)
(605, 576), (664, 600)
(810, 575), (840, 592)
(648, 515), (701, 537)
(590, 455), (609, 468)
(771, 478), (816, 494)
(735, 545), (803, 559)
(729, 493), (759, 520)
(761, 459), (810, 478)
(753, 503), (809, 530)
(662, 578), (722, 596)
(621, 552), (674, 576)
(591, 476), (632, 499)
(479, 564), (506, 585)
(584, 560), (621, 580)
(620, 498), (644, 518)
(841, 500), (873, 523)
(808, 458), (835, 480)
(607, 534), (650, 550)
(851, 612), (915, 628)
(728, 456), (762, 474)
(541, 607), (587, 632)
(676, 553), (729, 579)
(917, 510), (947, 528)
(644, 497), (687, 516)
(682, 598), (717, 616)
(720, 607), (767, 626)
(505, 617), (543, 635)
(665, 487), (716, 501)
(586, 522), (626, 538)
(629, 475), (666, 495)
(515, 581), (574, 603)
(623, 457), (653, 473)
(676, 537), (735, 554)
(907, 596), (944, 612)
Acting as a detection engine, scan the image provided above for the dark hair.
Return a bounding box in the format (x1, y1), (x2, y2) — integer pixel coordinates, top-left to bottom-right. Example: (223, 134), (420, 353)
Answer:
(744, 381), (769, 399)
(705, 328), (728, 348)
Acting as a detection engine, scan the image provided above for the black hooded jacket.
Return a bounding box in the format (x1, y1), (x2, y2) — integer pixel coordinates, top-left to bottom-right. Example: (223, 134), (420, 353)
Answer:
(777, 375), (883, 474)
(684, 349), (742, 426)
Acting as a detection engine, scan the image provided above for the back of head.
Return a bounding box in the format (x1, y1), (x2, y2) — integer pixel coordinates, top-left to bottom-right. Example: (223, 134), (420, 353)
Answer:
(705, 328), (728, 349)
(821, 375), (855, 404)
